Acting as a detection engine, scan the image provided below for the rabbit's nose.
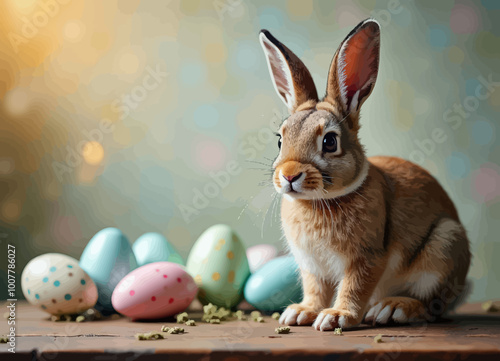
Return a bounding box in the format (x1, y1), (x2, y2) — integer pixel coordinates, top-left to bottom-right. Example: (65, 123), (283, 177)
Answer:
(283, 173), (303, 183)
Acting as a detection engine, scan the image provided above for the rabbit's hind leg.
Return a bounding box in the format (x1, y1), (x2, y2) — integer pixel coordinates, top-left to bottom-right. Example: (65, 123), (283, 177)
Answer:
(404, 218), (471, 318)
(364, 296), (425, 325)
(365, 218), (471, 325)
(365, 218), (471, 326)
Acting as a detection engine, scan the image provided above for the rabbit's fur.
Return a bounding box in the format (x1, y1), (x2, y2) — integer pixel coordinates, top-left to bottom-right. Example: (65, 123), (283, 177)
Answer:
(260, 19), (471, 330)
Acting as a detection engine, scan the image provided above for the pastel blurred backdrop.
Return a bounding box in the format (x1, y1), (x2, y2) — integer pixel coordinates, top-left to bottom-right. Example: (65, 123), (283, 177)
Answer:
(0, 0), (498, 302)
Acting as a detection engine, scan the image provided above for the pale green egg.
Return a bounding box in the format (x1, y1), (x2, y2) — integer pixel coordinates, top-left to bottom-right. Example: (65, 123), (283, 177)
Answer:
(186, 224), (250, 308)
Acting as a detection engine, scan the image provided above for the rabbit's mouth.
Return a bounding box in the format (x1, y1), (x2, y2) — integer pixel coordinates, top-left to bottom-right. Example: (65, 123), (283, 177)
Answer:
(276, 169), (306, 195)
(273, 158), (370, 201)
(273, 162), (325, 200)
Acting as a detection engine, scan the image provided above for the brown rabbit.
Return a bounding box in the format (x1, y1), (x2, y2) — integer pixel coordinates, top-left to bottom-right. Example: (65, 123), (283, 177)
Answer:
(259, 19), (471, 331)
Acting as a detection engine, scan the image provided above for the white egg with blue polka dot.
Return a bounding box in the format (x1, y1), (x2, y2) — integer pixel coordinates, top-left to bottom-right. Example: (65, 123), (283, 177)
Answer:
(21, 253), (98, 315)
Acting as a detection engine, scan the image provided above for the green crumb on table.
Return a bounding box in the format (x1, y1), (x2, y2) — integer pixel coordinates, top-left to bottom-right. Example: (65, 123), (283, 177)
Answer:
(215, 307), (231, 320)
(209, 319), (220, 324)
(333, 328), (343, 335)
(250, 311), (261, 320)
(201, 303), (232, 322)
(482, 301), (499, 313)
(374, 334), (383, 343)
(275, 327), (291, 334)
(135, 332), (164, 341)
(202, 303), (220, 322)
(176, 312), (189, 323)
(256, 317), (265, 323)
(271, 312), (281, 320)
(167, 327), (184, 334)
(0, 337), (8, 343)
(234, 310), (247, 320)
(53, 314), (89, 322)
(203, 303), (217, 315)
(185, 320), (196, 326)
(161, 325), (185, 333)
(203, 314), (220, 322)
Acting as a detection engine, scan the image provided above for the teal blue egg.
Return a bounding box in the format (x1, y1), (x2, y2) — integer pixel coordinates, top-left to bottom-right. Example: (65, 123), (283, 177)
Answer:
(244, 256), (302, 311)
(79, 228), (137, 314)
(133, 232), (184, 266)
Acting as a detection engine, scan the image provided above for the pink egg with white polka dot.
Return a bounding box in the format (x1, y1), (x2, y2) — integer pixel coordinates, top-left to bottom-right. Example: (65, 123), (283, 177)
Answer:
(111, 262), (198, 320)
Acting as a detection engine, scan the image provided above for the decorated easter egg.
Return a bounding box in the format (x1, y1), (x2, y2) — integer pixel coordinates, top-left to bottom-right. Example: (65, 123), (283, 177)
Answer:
(186, 224), (250, 308)
(21, 253), (98, 315)
(246, 244), (278, 273)
(79, 228), (137, 314)
(133, 232), (184, 266)
(244, 256), (302, 311)
(111, 262), (197, 320)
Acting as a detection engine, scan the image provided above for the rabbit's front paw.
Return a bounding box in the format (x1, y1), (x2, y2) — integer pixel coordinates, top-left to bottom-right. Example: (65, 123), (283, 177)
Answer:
(279, 304), (318, 326)
(312, 309), (359, 331)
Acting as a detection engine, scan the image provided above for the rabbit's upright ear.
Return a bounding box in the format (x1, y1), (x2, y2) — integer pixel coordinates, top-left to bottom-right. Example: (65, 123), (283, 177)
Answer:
(260, 30), (318, 113)
(325, 19), (380, 115)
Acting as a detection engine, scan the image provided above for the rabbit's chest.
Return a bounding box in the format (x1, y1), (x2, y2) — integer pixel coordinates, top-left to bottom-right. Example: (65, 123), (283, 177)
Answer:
(283, 222), (346, 281)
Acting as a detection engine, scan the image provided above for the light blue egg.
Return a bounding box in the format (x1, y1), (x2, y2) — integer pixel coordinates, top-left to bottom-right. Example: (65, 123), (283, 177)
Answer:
(79, 228), (137, 314)
(244, 256), (302, 311)
(132, 232), (184, 266)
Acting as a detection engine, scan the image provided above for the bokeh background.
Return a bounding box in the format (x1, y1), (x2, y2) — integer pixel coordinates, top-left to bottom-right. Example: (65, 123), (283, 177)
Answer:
(0, 0), (499, 302)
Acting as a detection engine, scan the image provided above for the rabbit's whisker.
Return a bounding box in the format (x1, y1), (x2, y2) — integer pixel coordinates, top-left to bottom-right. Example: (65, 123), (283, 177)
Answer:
(338, 111), (351, 124)
(261, 187), (279, 239)
(246, 160), (273, 167)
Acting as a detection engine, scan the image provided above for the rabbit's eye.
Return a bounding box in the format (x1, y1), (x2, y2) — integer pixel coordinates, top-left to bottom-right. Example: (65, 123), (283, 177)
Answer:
(277, 135), (282, 149)
(323, 132), (338, 153)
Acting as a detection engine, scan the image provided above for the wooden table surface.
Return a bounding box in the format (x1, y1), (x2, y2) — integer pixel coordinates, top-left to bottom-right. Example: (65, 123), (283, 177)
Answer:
(1, 301), (499, 361)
